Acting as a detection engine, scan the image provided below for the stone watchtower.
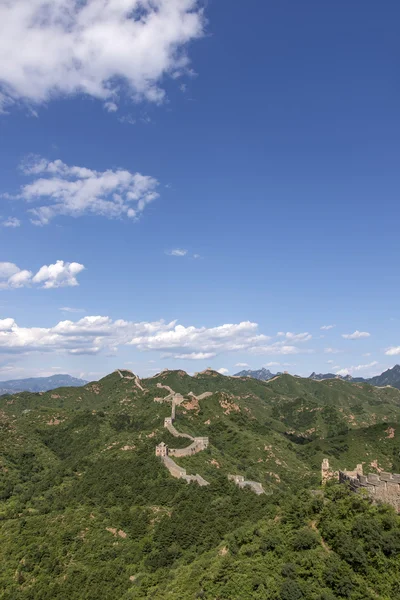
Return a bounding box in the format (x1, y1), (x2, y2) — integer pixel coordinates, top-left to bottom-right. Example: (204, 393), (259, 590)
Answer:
(321, 458), (337, 484)
(155, 442), (168, 457)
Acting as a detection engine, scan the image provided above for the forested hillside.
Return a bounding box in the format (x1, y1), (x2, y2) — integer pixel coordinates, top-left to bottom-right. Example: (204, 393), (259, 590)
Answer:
(1, 369), (400, 598)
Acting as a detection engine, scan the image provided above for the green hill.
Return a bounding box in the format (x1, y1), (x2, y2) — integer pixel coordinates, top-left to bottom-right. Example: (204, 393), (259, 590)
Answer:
(1, 369), (400, 599)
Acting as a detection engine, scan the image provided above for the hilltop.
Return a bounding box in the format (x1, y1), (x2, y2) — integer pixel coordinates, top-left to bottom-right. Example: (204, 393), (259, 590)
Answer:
(1, 368), (400, 598)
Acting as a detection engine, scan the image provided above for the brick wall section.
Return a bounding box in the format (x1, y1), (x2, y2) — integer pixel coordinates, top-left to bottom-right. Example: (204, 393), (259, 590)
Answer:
(155, 386), (210, 487)
(169, 437), (209, 457)
(162, 456), (210, 486)
(164, 418), (194, 440)
(228, 474), (265, 495)
(339, 470), (400, 512)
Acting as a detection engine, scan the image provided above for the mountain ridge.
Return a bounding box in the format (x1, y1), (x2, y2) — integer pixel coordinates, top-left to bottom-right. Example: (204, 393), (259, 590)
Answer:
(234, 364), (400, 389)
(0, 373), (88, 395)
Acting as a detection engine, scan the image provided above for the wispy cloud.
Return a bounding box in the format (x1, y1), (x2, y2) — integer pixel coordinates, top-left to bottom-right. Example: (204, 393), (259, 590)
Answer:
(324, 347), (342, 354)
(0, 260), (85, 289)
(60, 307), (86, 314)
(235, 362), (249, 367)
(276, 332), (312, 342)
(1, 217), (20, 228)
(336, 361), (378, 376)
(342, 330), (371, 340)
(171, 352), (216, 360)
(165, 248), (188, 257)
(321, 324), (335, 330)
(118, 115), (136, 125)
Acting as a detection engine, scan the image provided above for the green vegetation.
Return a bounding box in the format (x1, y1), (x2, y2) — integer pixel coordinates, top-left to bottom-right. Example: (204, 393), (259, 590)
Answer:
(0, 369), (399, 598)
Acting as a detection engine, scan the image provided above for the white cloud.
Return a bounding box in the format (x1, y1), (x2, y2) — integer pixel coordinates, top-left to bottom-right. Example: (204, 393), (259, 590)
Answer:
(0, 260), (84, 289)
(265, 362), (280, 367)
(250, 343), (312, 356)
(1, 217), (21, 228)
(104, 102), (118, 113)
(385, 347), (400, 356)
(276, 332), (312, 342)
(217, 368), (229, 375)
(235, 362), (249, 367)
(0, 263), (21, 279)
(324, 347), (342, 354)
(171, 352), (216, 360)
(118, 115), (137, 125)
(363, 353), (371, 357)
(32, 260), (85, 288)
(326, 360), (335, 364)
(130, 321), (271, 356)
(321, 324), (335, 330)
(342, 330), (371, 340)
(0, 316), (275, 358)
(0, 0), (205, 111)
(165, 248), (188, 257)
(60, 307), (86, 313)
(336, 361), (378, 376)
(12, 157), (159, 225)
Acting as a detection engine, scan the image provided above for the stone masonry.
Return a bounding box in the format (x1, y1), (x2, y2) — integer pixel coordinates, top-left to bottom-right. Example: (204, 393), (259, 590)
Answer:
(322, 459), (400, 512)
(155, 385), (210, 486)
(228, 474), (265, 495)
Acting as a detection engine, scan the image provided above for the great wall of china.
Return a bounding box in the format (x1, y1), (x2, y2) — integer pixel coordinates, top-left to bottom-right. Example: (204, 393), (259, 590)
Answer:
(155, 383), (211, 486)
(115, 370), (400, 505)
(228, 474), (265, 495)
(322, 458), (400, 512)
(153, 381), (265, 493)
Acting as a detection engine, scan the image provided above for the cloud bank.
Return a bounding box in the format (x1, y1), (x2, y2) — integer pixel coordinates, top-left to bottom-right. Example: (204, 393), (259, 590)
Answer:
(0, 316), (313, 359)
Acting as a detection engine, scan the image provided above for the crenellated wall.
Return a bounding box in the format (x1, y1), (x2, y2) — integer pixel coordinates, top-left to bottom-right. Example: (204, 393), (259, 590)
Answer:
(161, 456), (210, 486)
(322, 459), (400, 512)
(339, 469), (400, 512)
(155, 386), (210, 486)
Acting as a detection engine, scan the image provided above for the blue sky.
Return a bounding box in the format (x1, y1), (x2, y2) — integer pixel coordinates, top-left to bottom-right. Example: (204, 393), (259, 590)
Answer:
(0, 0), (400, 381)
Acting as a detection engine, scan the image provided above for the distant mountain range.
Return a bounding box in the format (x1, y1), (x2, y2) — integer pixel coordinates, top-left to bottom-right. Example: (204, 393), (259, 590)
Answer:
(234, 367), (276, 381)
(234, 364), (400, 389)
(0, 374), (88, 395)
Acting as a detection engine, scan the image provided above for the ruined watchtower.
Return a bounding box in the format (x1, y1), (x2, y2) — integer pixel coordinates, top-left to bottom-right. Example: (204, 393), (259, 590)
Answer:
(155, 442), (168, 457)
